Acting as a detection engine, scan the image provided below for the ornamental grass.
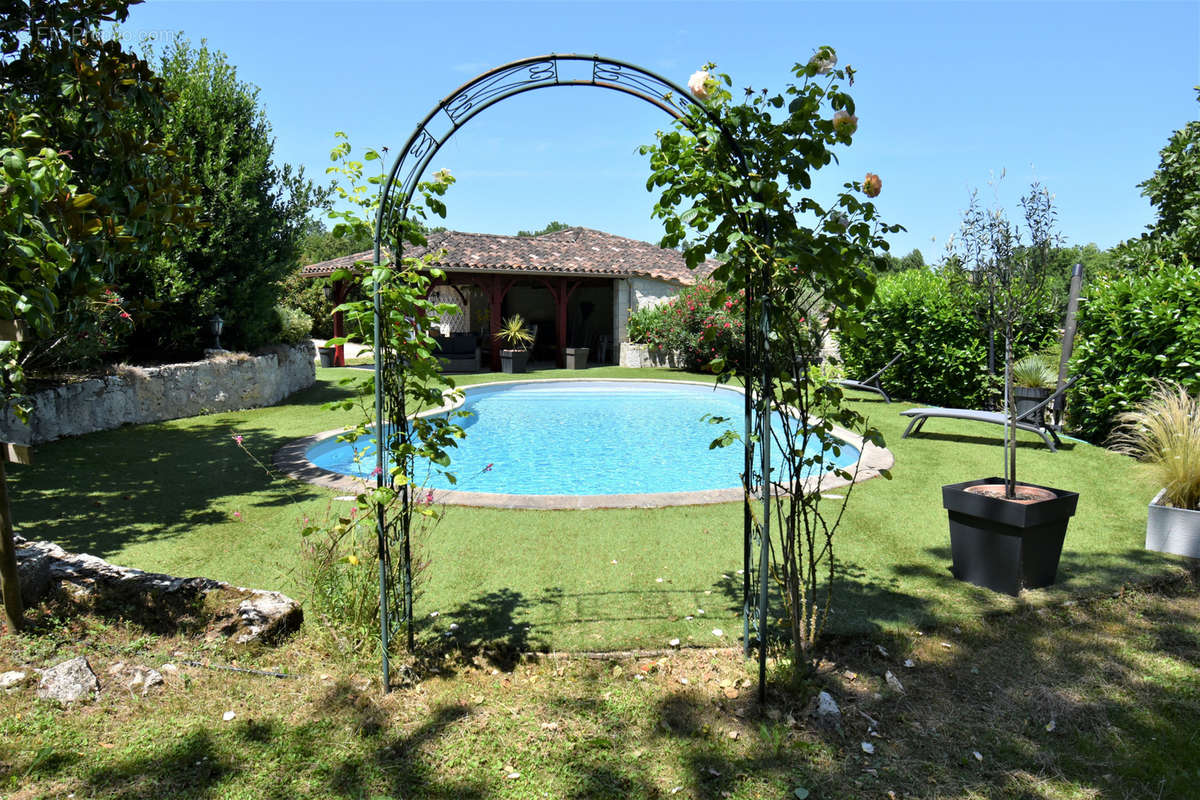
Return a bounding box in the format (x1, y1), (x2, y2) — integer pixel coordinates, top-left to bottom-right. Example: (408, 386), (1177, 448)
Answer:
(1110, 380), (1200, 510)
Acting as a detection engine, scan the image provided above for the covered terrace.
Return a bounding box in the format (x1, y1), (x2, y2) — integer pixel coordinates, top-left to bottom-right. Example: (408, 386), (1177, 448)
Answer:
(299, 226), (714, 370)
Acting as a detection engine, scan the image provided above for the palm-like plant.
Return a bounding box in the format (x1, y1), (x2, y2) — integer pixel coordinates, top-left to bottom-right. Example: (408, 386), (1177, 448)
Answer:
(1012, 352), (1057, 389)
(498, 314), (535, 351)
(1110, 380), (1200, 510)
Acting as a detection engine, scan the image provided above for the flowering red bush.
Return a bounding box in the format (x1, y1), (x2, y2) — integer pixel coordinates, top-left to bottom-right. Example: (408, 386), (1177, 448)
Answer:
(627, 279), (746, 372)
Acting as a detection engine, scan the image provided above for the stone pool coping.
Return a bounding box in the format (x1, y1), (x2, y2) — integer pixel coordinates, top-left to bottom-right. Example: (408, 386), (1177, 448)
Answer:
(272, 378), (894, 510)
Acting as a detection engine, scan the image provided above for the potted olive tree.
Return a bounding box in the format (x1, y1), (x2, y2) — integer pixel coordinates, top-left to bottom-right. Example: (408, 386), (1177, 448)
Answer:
(941, 183), (1079, 595)
(498, 314), (534, 373)
(1110, 380), (1200, 558)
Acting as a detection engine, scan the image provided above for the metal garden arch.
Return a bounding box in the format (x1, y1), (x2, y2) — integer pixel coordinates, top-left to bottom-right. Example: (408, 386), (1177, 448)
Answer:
(371, 54), (776, 695)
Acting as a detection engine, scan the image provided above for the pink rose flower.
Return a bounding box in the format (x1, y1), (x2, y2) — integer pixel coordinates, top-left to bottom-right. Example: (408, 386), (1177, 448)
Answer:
(862, 172), (882, 198)
(688, 70), (712, 100)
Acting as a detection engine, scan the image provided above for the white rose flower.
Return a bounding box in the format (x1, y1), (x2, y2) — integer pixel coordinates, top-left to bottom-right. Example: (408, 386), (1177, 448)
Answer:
(688, 70), (712, 100)
(809, 47), (837, 75)
(833, 109), (858, 135)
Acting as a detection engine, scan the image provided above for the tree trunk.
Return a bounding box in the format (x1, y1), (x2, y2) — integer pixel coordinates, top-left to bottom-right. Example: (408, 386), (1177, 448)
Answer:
(1005, 323), (1017, 499)
(0, 460), (25, 633)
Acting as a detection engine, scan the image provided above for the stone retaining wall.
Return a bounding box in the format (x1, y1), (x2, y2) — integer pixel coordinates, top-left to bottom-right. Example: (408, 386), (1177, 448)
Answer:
(1, 343), (316, 445)
(619, 342), (680, 369)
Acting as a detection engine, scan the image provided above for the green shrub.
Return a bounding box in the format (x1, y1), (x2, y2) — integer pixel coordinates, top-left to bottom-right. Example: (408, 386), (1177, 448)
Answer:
(1069, 257), (1200, 442)
(837, 269), (990, 407)
(626, 303), (670, 346)
(275, 305), (313, 345)
(279, 271), (335, 339)
(838, 268), (1060, 407)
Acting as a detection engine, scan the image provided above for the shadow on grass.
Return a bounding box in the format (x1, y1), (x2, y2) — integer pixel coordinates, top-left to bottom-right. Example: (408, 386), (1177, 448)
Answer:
(16, 575), (1199, 799)
(707, 558), (941, 639)
(7, 413), (327, 561)
(67, 687), (483, 800)
(879, 568), (1200, 799)
(897, 429), (1077, 452)
(416, 587), (548, 675)
(81, 728), (235, 800)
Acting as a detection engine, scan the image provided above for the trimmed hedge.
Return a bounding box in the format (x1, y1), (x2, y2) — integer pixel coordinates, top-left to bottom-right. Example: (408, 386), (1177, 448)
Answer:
(837, 269), (1059, 408)
(837, 269), (989, 408)
(1069, 257), (1200, 442)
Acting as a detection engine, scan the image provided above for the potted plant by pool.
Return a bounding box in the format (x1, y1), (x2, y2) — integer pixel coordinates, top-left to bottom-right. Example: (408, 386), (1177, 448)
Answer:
(1012, 351), (1056, 422)
(498, 314), (534, 374)
(940, 183), (1079, 596)
(1110, 380), (1200, 559)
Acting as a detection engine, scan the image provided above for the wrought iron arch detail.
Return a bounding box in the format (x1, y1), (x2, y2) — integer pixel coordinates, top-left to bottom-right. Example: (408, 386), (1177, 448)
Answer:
(371, 54), (772, 696)
(374, 55), (707, 234)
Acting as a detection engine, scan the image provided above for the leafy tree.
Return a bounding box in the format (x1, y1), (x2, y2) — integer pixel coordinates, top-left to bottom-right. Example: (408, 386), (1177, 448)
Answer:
(0, 0), (194, 631)
(299, 220), (374, 264)
(1112, 89), (1200, 272)
(516, 220), (571, 237)
(876, 247), (925, 273)
(642, 52), (899, 677)
(278, 221), (374, 339)
(128, 37), (326, 357)
(1, 0), (198, 371)
(1138, 88), (1200, 264)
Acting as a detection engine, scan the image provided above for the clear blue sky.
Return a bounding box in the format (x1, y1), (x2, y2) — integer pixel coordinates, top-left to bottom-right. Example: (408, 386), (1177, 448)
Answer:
(120, 0), (1199, 260)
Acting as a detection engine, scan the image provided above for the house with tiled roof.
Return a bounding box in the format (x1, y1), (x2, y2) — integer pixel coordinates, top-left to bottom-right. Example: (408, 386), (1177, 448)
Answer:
(300, 227), (715, 370)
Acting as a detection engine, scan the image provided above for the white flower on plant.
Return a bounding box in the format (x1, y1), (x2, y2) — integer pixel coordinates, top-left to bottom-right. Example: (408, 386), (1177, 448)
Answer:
(809, 46), (838, 75)
(832, 109), (858, 136)
(432, 168), (453, 184)
(688, 69), (714, 100)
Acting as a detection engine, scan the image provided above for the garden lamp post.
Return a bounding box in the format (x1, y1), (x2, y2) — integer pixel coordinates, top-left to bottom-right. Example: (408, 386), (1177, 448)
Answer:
(209, 313), (224, 351)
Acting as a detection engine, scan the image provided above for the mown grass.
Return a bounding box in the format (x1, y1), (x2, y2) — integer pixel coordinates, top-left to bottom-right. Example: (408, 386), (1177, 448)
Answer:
(7, 365), (1184, 653)
(2, 571), (1197, 799)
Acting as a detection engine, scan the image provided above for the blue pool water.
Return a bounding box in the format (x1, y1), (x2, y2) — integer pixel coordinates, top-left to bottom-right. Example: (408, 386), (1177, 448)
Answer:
(305, 380), (861, 496)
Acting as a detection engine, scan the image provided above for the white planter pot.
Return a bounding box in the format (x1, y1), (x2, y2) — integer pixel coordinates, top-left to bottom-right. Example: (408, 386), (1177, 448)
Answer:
(1146, 489), (1200, 559)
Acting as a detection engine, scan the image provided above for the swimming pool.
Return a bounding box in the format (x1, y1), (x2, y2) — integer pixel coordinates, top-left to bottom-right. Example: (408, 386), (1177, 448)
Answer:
(303, 379), (863, 499)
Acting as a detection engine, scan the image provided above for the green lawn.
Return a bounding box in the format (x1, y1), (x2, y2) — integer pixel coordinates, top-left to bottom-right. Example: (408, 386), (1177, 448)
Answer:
(9, 365), (1183, 651)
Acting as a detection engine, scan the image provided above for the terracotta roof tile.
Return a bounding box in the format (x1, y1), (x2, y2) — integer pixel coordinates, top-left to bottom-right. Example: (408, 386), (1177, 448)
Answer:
(299, 227), (716, 284)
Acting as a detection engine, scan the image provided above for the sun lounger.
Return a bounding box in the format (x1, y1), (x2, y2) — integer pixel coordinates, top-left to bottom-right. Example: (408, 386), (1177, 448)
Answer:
(899, 375), (1080, 452)
(837, 353), (901, 402)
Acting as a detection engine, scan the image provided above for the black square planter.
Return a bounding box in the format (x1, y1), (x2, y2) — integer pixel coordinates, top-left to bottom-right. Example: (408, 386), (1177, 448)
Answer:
(942, 478), (1079, 596)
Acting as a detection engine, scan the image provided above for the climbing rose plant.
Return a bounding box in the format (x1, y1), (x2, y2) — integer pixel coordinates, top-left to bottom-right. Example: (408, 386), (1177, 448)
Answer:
(300, 133), (467, 658)
(641, 49), (901, 675)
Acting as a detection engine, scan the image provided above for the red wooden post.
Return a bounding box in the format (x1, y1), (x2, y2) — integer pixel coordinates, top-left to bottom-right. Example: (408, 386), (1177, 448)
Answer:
(331, 279), (348, 367)
(555, 277), (568, 368)
(488, 275), (504, 372)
